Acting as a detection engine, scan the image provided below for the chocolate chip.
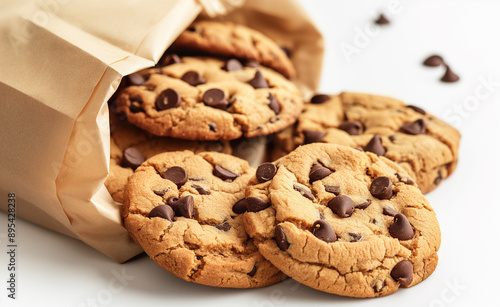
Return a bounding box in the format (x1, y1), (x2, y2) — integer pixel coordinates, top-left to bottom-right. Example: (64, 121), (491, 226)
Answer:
(310, 94), (330, 104)
(153, 189), (169, 196)
(208, 122), (217, 132)
(160, 54), (181, 66)
(383, 207), (398, 216)
(311, 220), (337, 243)
(355, 199), (371, 210)
(126, 73), (145, 86)
(181, 71), (206, 86)
(162, 166), (188, 188)
(203, 88), (228, 109)
(400, 119), (426, 135)
(191, 184), (210, 195)
(245, 60), (260, 68)
(364, 135), (386, 156)
(309, 164), (333, 184)
(441, 65), (460, 82)
(338, 121), (363, 135)
(423, 55), (444, 67)
(391, 260), (413, 287)
(374, 13), (390, 25)
(167, 195), (194, 219)
(224, 58), (243, 71)
(293, 184), (314, 201)
(324, 185), (340, 195)
(213, 165), (238, 181)
(328, 195), (355, 218)
(129, 97), (143, 113)
(247, 266), (258, 277)
(121, 147), (145, 170)
(215, 222), (231, 231)
(396, 172), (415, 185)
(373, 280), (385, 293)
(148, 205), (174, 222)
(155, 88), (181, 111)
(247, 70), (269, 89)
(256, 163), (277, 183)
(370, 177), (393, 200)
(246, 197), (271, 212)
(407, 105), (426, 115)
(349, 232), (362, 242)
(389, 214), (414, 240)
(275, 225), (290, 251)
(268, 93), (280, 114)
(232, 199), (247, 214)
(434, 170), (443, 185)
(303, 130), (326, 144)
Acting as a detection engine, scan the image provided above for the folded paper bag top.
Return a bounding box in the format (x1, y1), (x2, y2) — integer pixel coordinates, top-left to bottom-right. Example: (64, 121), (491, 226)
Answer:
(0, 0), (323, 263)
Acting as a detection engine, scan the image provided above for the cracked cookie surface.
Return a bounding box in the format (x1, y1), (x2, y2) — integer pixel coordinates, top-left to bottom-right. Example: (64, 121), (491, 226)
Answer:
(116, 56), (302, 141)
(272, 92), (461, 193)
(170, 20), (295, 79)
(244, 143), (440, 297)
(123, 151), (285, 288)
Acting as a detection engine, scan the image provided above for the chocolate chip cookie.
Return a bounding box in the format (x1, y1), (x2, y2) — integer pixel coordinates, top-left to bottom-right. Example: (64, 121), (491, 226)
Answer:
(272, 92), (461, 193)
(105, 110), (231, 204)
(169, 20), (295, 79)
(116, 56), (302, 141)
(244, 143), (441, 297)
(123, 151), (285, 288)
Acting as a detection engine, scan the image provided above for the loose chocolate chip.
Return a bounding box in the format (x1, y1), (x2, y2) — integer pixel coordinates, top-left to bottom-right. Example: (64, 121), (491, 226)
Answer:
(389, 214), (414, 240)
(246, 197), (271, 212)
(275, 225), (290, 251)
(247, 70), (269, 89)
(396, 172), (415, 185)
(407, 105), (426, 115)
(215, 222), (231, 231)
(148, 205), (174, 222)
(256, 163), (277, 183)
(153, 189), (170, 197)
(373, 280), (385, 293)
(208, 122), (217, 132)
(161, 54), (181, 66)
(126, 73), (145, 86)
(423, 55), (444, 67)
(232, 199), (247, 214)
(370, 177), (393, 200)
(349, 232), (362, 242)
(338, 121), (363, 135)
(328, 195), (355, 218)
(364, 135), (386, 156)
(121, 147), (145, 170)
(312, 220), (337, 243)
(391, 260), (413, 287)
(224, 58), (243, 71)
(309, 164), (333, 184)
(400, 119), (426, 135)
(162, 166), (188, 188)
(268, 93), (280, 114)
(383, 207), (398, 216)
(310, 94), (330, 104)
(303, 130), (326, 144)
(293, 184), (315, 201)
(167, 196), (194, 219)
(191, 184), (210, 195)
(129, 97), (144, 113)
(203, 88), (228, 109)
(324, 185), (340, 196)
(155, 88), (181, 111)
(247, 266), (258, 277)
(434, 170), (443, 185)
(181, 71), (206, 86)
(213, 165), (238, 181)
(374, 13), (390, 25)
(245, 60), (260, 68)
(355, 199), (372, 210)
(441, 65), (460, 82)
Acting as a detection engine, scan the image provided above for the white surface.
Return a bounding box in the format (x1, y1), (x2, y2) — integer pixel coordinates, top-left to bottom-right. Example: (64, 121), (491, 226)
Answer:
(2, 1), (500, 306)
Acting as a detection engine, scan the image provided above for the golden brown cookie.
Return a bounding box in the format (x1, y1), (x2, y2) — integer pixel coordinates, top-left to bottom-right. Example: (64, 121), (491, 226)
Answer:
(272, 92), (461, 193)
(123, 151), (285, 288)
(116, 56), (302, 141)
(244, 143), (441, 297)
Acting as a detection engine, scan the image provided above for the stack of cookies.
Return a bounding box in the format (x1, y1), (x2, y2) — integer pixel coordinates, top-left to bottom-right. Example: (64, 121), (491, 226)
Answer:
(106, 20), (461, 298)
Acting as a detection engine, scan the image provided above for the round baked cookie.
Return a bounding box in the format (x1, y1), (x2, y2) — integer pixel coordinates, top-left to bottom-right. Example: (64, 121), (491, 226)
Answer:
(272, 92), (461, 193)
(244, 143), (441, 297)
(169, 20), (295, 79)
(123, 151), (285, 288)
(105, 109), (231, 204)
(116, 56), (302, 141)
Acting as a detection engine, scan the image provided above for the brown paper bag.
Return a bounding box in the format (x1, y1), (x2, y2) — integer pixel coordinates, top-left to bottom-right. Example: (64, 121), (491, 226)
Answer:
(0, 0), (323, 263)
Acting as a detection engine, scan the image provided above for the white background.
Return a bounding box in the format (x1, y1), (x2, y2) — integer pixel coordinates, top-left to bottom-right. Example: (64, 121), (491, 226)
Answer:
(2, 0), (500, 306)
